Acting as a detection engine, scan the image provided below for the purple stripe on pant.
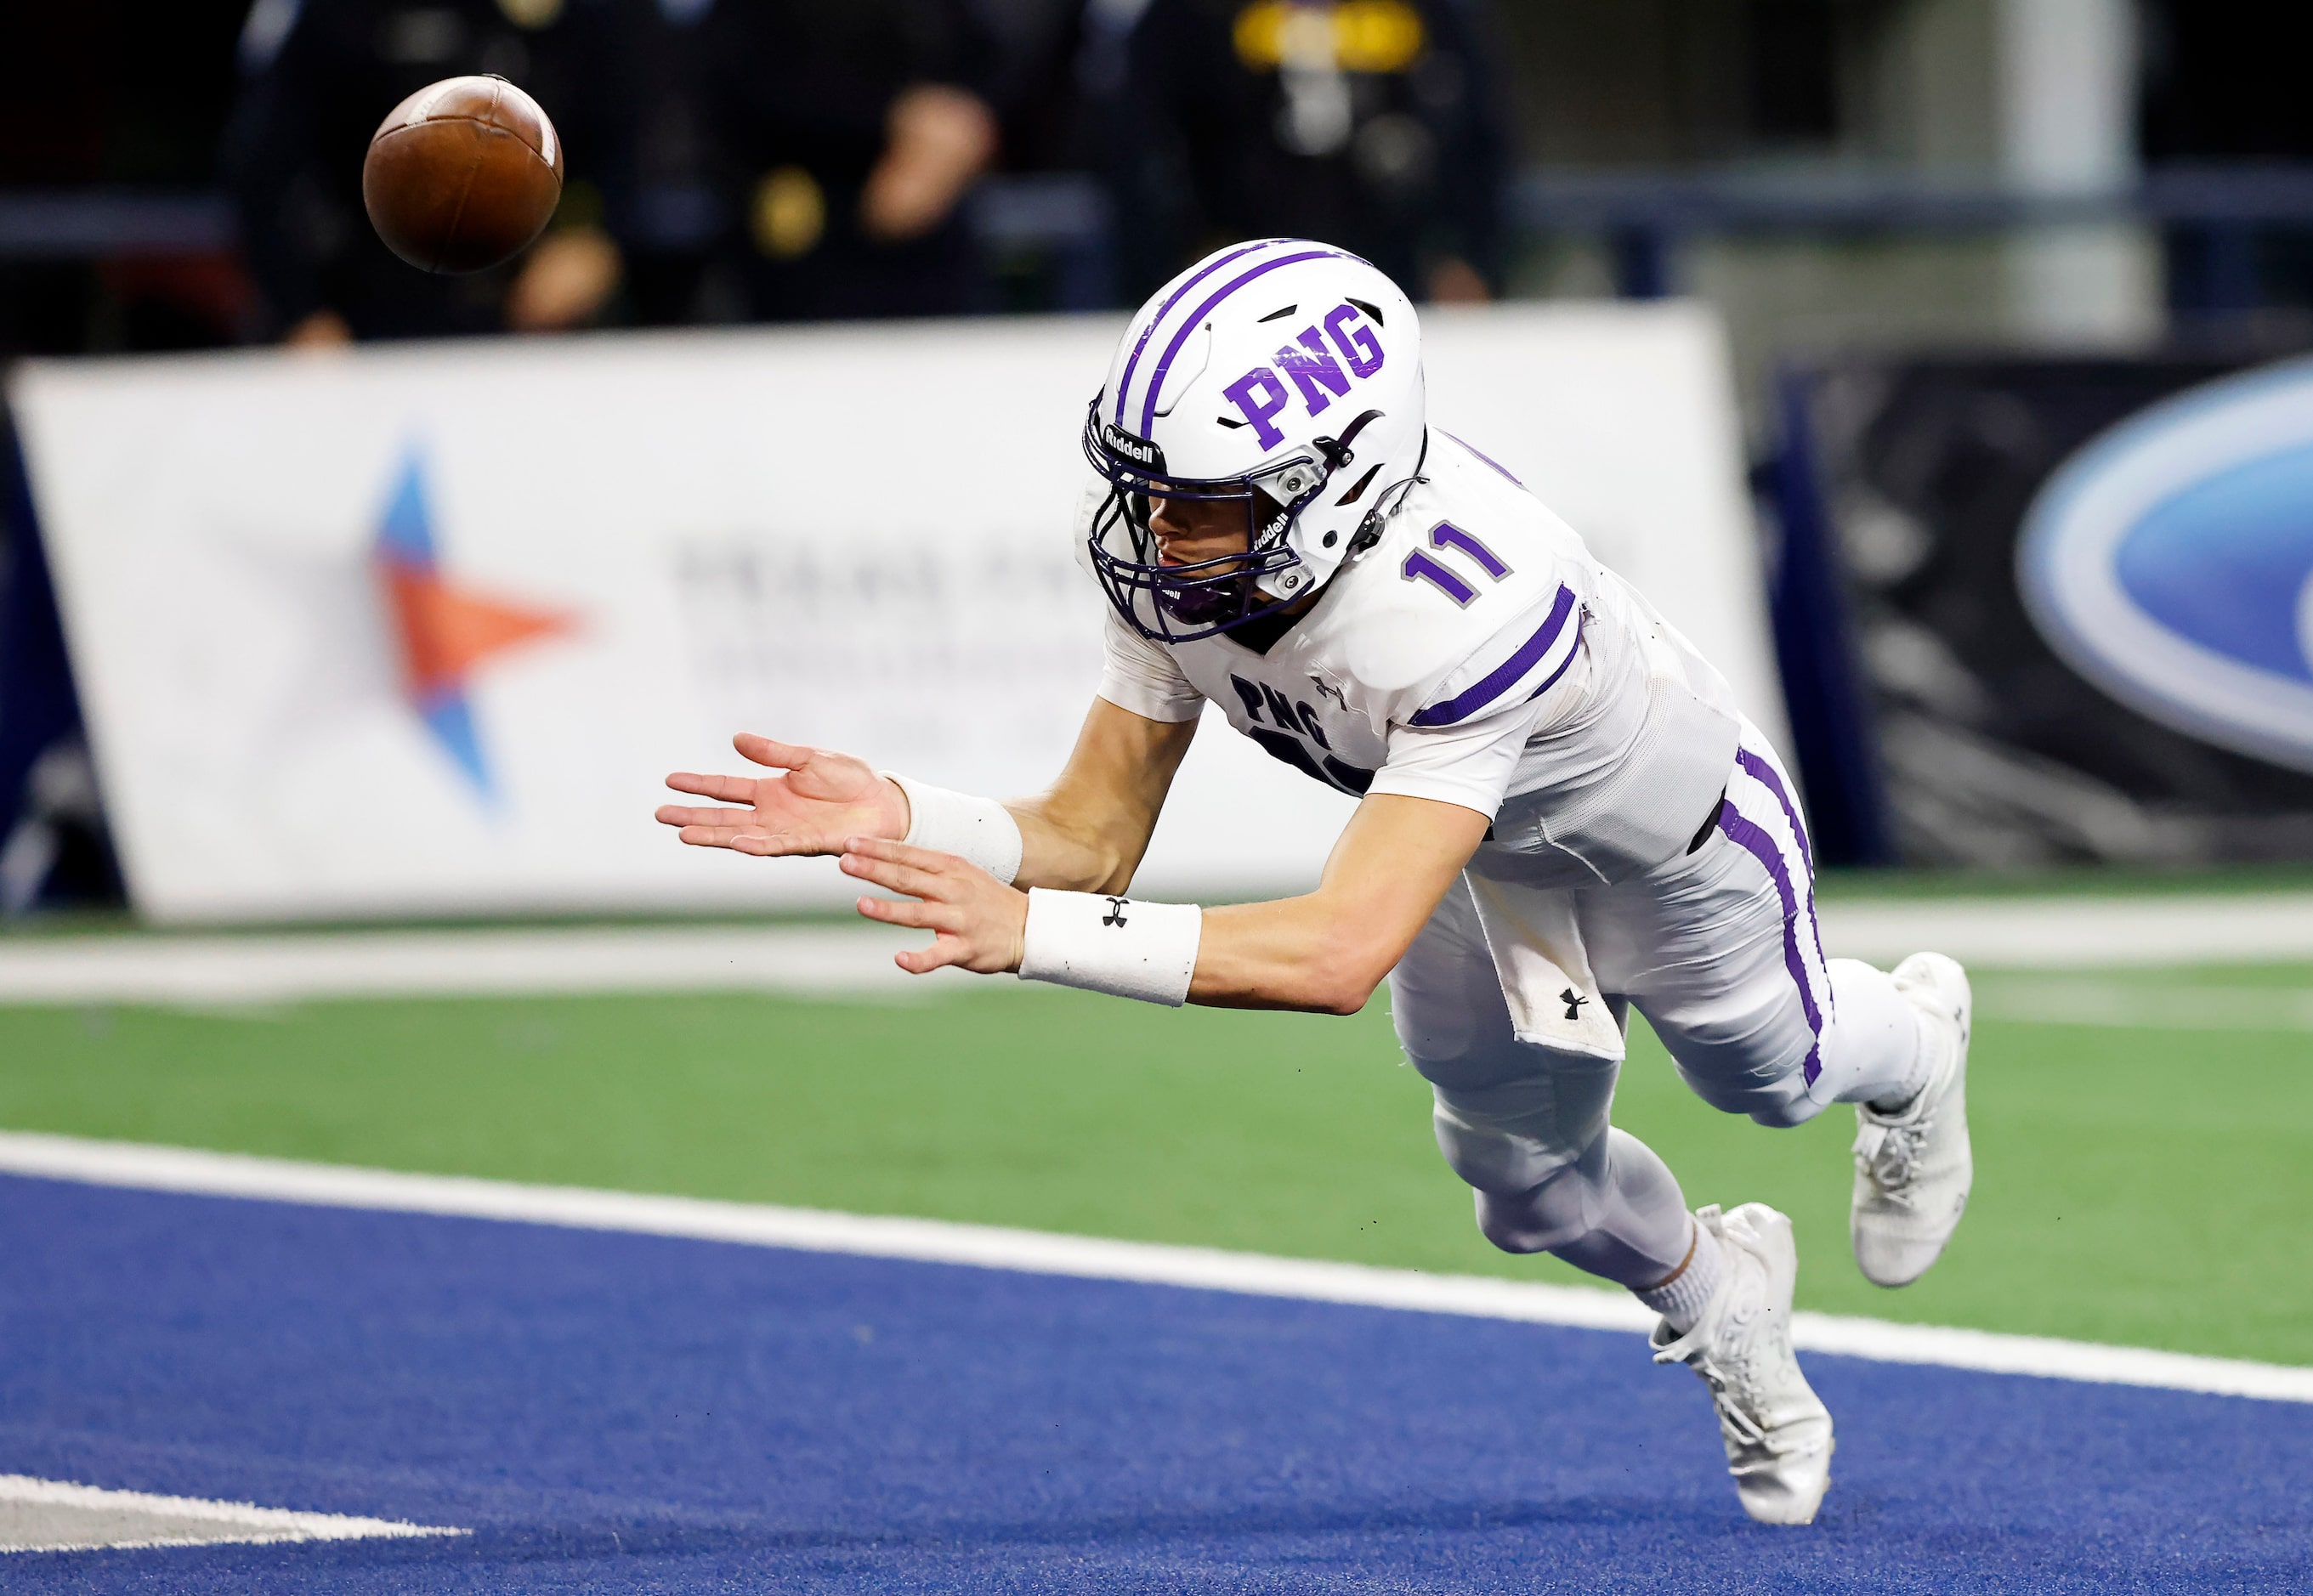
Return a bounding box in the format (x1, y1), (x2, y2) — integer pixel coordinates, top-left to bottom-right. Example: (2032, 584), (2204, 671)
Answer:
(1733, 746), (1834, 1019)
(1715, 790), (1825, 1088)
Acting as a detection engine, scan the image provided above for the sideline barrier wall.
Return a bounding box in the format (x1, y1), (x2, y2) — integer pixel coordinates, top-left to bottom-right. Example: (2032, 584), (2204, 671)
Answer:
(9, 307), (1772, 922)
(1782, 353), (2313, 869)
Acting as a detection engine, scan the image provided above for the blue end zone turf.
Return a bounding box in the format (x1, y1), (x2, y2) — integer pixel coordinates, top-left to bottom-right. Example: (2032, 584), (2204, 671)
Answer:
(2, 1173), (2306, 1593)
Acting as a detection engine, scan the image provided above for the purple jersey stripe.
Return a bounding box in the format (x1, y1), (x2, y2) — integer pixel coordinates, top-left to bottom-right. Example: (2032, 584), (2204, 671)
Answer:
(1734, 745), (1833, 1012)
(1443, 431), (1524, 487)
(1524, 617), (1585, 703)
(1137, 248), (1346, 436)
(1113, 241), (1275, 427)
(1716, 797), (1825, 1087)
(1408, 586), (1579, 727)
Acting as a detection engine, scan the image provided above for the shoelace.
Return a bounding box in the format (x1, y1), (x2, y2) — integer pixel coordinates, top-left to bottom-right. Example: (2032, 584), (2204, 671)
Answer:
(1669, 1294), (1782, 1452)
(1854, 1118), (1929, 1196)
(1695, 1361), (1770, 1446)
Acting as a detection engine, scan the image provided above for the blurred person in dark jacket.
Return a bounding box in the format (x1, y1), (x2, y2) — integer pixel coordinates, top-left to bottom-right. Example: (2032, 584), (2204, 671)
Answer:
(226, 0), (626, 342)
(700, 0), (1001, 321)
(1116, 0), (1507, 303)
(590, 0), (728, 325)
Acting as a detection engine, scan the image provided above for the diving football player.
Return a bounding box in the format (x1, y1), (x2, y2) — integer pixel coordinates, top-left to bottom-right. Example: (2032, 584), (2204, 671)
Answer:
(656, 240), (1974, 1525)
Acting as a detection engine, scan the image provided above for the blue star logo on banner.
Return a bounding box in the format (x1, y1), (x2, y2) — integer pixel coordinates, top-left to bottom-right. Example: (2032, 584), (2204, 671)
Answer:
(372, 450), (572, 798)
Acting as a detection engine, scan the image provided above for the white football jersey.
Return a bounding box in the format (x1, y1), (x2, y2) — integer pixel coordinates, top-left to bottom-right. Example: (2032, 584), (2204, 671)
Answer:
(1093, 433), (1744, 886)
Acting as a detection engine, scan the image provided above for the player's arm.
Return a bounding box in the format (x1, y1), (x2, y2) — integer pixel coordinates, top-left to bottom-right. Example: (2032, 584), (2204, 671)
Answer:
(1006, 696), (1199, 894)
(1188, 792), (1485, 1012)
(660, 552), (1206, 880)
(653, 696), (1193, 888)
(838, 790), (1487, 1016)
(838, 629), (1551, 1010)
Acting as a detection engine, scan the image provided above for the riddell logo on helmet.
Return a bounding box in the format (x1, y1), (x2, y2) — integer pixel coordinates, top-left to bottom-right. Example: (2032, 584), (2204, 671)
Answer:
(1100, 422), (1165, 473)
(1222, 303), (1387, 450)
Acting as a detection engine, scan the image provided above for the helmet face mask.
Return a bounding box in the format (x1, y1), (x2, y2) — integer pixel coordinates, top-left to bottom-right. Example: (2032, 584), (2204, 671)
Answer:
(1081, 403), (1336, 642)
(1084, 240), (1426, 645)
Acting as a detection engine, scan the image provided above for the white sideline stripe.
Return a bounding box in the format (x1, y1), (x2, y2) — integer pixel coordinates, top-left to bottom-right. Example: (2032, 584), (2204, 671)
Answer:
(0, 892), (2305, 1008)
(3, 1132), (2308, 1407)
(0, 1474), (463, 1554)
(1976, 978), (2313, 1033)
(1818, 891), (2313, 969)
(0, 924), (947, 1006)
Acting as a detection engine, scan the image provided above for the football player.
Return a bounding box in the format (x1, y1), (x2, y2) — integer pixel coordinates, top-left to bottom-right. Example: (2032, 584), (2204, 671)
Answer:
(655, 240), (1974, 1525)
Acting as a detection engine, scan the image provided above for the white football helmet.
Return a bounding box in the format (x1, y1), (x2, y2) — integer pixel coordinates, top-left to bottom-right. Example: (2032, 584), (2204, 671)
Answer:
(1083, 239), (1426, 642)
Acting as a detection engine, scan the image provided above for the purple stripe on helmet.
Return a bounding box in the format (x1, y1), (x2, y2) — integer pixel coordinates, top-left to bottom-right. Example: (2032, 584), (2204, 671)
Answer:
(1408, 586), (1578, 727)
(1735, 744), (1833, 1012)
(1138, 248), (1346, 437)
(1716, 797), (1824, 1087)
(1443, 431), (1524, 487)
(1113, 241), (1276, 426)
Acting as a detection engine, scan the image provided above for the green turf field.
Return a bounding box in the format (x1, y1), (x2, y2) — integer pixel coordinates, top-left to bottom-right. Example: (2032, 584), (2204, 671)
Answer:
(1, 964), (2304, 1366)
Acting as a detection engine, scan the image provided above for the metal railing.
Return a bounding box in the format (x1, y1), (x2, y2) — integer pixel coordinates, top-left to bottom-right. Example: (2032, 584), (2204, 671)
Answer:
(8, 164), (2313, 312)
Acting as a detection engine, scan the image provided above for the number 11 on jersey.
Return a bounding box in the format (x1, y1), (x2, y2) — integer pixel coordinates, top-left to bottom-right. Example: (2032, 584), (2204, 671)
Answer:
(1402, 522), (1511, 607)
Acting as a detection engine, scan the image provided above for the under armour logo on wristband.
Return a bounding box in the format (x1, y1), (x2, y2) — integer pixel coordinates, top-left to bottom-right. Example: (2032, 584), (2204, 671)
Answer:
(1103, 897), (1130, 927)
(1561, 988), (1588, 1022)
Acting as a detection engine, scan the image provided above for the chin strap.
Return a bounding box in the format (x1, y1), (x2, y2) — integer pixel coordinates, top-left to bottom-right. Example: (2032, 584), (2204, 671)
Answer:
(1312, 408), (1385, 472)
(1342, 426), (1431, 562)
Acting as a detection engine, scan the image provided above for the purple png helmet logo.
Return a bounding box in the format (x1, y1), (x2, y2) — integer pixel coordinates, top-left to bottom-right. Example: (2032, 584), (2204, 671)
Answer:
(2018, 359), (2313, 773)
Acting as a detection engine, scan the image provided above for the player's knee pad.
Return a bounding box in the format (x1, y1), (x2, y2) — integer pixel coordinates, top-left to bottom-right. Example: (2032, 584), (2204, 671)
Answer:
(1472, 1154), (1604, 1255)
(1667, 1056), (1824, 1128)
(1643, 984), (1825, 1129)
(1426, 1049), (1619, 1201)
(1745, 1092), (1828, 1129)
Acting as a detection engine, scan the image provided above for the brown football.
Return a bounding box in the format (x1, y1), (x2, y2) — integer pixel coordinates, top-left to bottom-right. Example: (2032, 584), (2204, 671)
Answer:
(362, 76), (564, 275)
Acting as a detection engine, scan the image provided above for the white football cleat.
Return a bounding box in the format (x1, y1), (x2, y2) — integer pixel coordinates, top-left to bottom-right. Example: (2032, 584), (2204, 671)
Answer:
(1851, 951), (1974, 1288)
(1650, 1203), (1834, 1525)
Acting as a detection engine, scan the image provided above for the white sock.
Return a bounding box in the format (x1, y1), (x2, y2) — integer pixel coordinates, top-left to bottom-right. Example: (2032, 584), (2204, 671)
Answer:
(1812, 959), (1931, 1113)
(1635, 1218), (1723, 1335)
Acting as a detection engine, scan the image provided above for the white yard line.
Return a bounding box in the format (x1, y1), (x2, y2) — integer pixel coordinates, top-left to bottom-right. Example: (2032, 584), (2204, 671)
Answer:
(0, 1474), (462, 1554)
(3, 1131), (2305, 1406)
(0, 892), (2304, 1007)
(1817, 892), (2313, 969)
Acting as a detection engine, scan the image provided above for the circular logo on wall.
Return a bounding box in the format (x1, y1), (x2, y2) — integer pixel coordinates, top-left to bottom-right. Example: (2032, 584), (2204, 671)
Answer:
(2017, 357), (2313, 774)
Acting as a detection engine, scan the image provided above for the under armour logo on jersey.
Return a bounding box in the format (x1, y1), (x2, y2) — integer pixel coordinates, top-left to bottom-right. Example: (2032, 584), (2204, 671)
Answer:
(1561, 988), (1588, 1022)
(1310, 676), (1350, 710)
(1103, 897), (1130, 927)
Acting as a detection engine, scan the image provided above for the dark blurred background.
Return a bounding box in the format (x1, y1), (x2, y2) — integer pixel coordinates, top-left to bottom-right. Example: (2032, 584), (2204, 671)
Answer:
(9, 1), (2313, 365)
(10, 0), (2313, 893)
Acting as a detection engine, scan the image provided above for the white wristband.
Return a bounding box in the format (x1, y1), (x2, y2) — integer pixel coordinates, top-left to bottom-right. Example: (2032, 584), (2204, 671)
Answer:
(1018, 888), (1202, 1007)
(881, 772), (1023, 886)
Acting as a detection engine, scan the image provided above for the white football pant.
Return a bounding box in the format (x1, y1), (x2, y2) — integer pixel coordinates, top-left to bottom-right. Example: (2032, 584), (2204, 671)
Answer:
(1388, 731), (1920, 1282)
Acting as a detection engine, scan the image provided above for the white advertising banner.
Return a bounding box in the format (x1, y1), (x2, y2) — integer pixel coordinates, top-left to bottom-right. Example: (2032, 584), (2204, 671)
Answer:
(11, 304), (1776, 923)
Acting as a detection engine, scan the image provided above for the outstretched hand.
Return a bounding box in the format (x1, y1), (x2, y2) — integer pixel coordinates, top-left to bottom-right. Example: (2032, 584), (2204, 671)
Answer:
(840, 836), (1028, 976)
(657, 734), (910, 857)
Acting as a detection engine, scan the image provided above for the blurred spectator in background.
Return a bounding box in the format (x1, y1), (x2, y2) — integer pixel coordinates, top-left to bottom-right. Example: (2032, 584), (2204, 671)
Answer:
(1, 1), (254, 356)
(1112, 0), (1508, 304)
(588, 0), (727, 326)
(699, 0), (1000, 321)
(225, 0), (626, 343)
